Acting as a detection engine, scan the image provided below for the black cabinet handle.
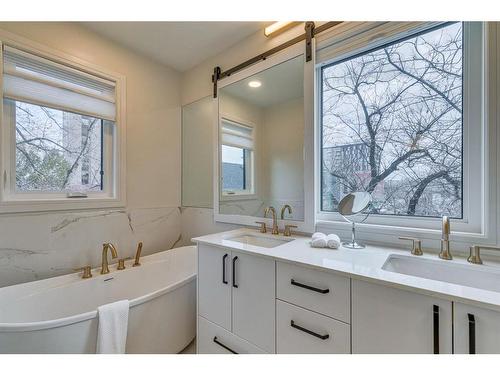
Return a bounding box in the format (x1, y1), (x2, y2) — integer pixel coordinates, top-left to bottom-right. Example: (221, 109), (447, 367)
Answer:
(222, 254), (228, 284)
(291, 279), (330, 294)
(290, 320), (330, 340)
(468, 313), (476, 354)
(213, 336), (238, 354)
(433, 304), (439, 354)
(232, 256), (238, 288)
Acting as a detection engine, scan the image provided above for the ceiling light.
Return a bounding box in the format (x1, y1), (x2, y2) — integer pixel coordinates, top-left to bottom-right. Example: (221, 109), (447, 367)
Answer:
(264, 21), (294, 37)
(248, 81), (262, 88)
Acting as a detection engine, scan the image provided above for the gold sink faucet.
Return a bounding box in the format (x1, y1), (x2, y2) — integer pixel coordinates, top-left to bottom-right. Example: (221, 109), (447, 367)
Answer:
(101, 243), (118, 274)
(264, 206), (279, 235)
(438, 216), (452, 260)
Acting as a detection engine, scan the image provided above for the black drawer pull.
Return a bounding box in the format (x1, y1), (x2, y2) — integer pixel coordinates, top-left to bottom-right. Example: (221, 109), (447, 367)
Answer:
(290, 320), (330, 340)
(213, 336), (238, 354)
(468, 313), (476, 354)
(222, 254), (228, 284)
(291, 279), (329, 294)
(433, 304), (439, 354)
(232, 256), (238, 288)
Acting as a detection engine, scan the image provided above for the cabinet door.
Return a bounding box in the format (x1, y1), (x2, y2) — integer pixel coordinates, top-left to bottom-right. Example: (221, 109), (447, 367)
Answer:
(198, 244), (231, 330)
(352, 280), (452, 354)
(454, 302), (500, 354)
(231, 251), (275, 353)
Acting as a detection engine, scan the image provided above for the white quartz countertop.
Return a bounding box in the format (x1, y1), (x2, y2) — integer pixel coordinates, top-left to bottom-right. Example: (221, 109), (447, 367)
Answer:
(193, 228), (500, 311)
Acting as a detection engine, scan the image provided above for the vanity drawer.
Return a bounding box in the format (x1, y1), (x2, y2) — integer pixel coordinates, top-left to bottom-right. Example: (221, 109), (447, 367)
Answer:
(276, 261), (350, 323)
(197, 316), (267, 354)
(276, 300), (350, 354)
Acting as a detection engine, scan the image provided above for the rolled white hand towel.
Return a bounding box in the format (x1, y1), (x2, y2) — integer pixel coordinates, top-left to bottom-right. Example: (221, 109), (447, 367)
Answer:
(312, 232), (326, 240)
(326, 234), (341, 249)
(311, 232), (327, 248)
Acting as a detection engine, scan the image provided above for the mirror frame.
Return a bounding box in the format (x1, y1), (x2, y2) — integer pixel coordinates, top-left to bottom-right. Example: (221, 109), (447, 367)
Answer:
(213, 42), (315, 233)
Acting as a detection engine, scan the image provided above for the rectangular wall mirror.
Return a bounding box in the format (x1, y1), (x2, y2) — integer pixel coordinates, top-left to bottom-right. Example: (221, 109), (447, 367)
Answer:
(182, 96), (214, 208)
(217, 53), (305, 221)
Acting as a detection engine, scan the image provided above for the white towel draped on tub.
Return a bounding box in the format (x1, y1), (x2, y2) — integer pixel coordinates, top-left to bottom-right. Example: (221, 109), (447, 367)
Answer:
(97, 299), (130, 354)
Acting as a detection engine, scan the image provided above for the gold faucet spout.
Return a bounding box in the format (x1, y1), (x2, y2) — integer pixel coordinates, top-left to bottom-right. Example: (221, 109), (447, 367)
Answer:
(280, 204), (292, 220)
(133, 242), (143, 267)
(438, 216), (452, 260)
(101, 243), (118, 274)
(264, 206), (279, 235)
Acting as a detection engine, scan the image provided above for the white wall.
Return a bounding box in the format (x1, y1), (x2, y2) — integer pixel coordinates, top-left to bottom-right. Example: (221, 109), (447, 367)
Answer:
(0, 22), (183, 287)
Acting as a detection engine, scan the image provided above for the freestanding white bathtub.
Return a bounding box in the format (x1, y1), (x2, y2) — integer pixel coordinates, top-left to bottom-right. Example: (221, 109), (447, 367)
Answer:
(0, 246), (196, 354)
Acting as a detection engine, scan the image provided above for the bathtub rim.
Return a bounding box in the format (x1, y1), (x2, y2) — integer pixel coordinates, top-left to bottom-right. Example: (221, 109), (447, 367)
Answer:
(0, 246), (196, 333)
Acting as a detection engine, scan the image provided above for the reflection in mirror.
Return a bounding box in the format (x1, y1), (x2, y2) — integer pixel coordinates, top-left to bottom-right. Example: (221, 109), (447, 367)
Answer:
(182, 96), (214, 208)
(338, 192), (372, 216)
(218, 55), (304, 220)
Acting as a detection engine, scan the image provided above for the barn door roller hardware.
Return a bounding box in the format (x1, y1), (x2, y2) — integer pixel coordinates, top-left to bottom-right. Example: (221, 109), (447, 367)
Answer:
(212, 21), (342, 98)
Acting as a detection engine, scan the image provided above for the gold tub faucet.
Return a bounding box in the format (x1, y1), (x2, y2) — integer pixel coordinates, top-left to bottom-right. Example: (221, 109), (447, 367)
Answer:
(101, 243), (118, 274)
(133, 242), (143, 267)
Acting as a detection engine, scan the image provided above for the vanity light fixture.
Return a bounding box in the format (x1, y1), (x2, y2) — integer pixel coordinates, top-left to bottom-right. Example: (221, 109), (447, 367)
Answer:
(248, 80), (262, 88)
(264, 21), (294, 37)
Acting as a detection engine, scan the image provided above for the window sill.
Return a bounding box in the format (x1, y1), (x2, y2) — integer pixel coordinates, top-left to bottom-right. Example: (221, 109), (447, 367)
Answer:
(315, 219), (495, 254)
(0, 196), (126, 214)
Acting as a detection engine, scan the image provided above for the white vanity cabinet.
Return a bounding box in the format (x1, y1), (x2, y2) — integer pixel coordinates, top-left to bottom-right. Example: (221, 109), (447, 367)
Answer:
(197, 243), (275, 353)
(352, 280), (452, 354)
(275, 261), (351, 353)
(454, 302), (500, 354)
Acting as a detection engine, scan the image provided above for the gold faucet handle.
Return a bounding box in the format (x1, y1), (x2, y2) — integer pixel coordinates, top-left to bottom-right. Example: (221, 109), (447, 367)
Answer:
(284, 224), (298, 237)
(398, 236), (423, 256)
(117, 257), (132, 270)
(468, 245), (500, 265)
(255, 221), (267, 233)
(74, 266), (92, 279)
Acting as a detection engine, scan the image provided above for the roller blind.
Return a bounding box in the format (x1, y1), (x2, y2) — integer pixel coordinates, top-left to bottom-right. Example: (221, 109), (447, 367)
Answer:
(221, 119), (254, 150)
(2, 45), (116, 121)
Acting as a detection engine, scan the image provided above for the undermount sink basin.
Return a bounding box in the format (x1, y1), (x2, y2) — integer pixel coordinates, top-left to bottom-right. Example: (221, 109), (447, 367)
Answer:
(224, 234), (293, 248)
(382, 254), (500, 293)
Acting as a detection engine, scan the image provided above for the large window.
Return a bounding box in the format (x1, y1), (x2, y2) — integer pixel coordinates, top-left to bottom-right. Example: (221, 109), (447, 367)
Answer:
(320, 23), (464, 218)
(1, 43), (123, 211)
(220, 118), (254, 196)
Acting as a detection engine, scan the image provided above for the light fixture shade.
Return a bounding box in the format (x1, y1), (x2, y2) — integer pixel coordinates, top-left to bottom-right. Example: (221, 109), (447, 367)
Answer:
(264, 21), (294, 37)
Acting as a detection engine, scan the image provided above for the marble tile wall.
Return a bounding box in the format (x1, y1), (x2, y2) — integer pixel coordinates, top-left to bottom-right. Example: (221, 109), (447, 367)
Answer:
(0, 207), (182, 288)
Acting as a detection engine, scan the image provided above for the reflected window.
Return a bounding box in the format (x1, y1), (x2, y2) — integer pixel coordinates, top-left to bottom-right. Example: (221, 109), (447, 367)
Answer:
(220, 119), (254, 196)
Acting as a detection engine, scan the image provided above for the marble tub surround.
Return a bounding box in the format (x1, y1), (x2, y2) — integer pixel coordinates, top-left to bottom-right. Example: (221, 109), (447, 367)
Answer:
(0, 207), (182, 288)
(193, 228), (500, 311)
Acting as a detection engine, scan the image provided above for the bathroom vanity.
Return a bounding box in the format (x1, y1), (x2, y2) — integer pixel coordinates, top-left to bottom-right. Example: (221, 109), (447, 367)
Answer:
(194, 229), (500, 354)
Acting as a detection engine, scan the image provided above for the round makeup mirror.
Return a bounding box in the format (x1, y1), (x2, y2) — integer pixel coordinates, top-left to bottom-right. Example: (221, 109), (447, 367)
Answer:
(338, 192), (372, 249)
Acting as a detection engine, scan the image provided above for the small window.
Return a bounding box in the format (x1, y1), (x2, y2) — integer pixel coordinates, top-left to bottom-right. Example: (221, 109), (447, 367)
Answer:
(220, 119), (254, 196)
(1, 44), (123, 211)
(9, 100), (108, 193)
(320, 23), (464, 219)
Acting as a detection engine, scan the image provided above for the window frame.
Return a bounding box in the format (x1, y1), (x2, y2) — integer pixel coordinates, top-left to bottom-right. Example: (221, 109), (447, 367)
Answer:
(0, 36), (126, 213)
(314, 22), (496, 246)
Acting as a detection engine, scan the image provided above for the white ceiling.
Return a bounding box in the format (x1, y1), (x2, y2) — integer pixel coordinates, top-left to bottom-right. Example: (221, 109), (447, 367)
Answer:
(82, 22), (269, 72)
(221, 54), (303, 108)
